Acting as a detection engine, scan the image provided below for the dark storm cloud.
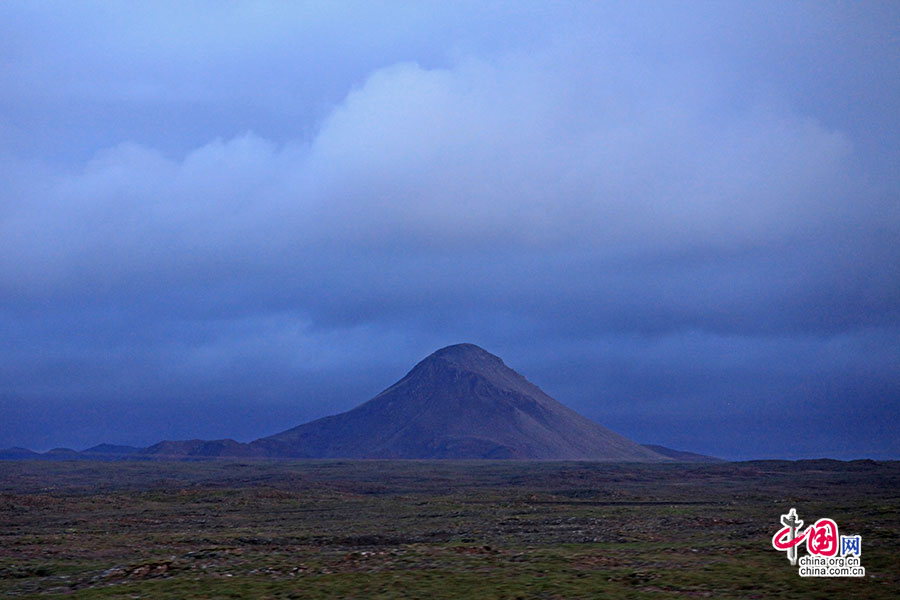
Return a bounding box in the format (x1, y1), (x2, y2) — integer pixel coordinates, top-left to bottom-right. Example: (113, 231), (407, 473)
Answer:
(0, 2), (897, 457)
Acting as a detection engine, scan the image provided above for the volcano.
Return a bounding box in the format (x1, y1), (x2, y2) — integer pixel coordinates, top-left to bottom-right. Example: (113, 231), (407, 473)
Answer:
(252, 343), (665, 460)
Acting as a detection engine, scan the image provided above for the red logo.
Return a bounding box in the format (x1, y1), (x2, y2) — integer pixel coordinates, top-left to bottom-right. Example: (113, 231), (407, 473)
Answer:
(773, 517), (839, 557)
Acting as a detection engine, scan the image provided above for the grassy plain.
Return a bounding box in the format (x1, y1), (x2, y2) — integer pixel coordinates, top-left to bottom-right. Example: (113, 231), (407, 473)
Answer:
(1, 459), (898, 599)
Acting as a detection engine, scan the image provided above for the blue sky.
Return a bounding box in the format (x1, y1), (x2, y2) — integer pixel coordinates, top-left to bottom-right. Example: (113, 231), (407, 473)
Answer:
(1, 1), (898, 459)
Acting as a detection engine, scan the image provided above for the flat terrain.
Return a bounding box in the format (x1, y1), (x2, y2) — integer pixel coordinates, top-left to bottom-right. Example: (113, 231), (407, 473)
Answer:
(1, 459), (898, 599)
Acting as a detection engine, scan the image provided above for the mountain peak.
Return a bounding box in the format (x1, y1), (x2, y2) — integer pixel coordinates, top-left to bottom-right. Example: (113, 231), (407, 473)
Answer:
(423, 343), (505, 369)
(402, 343), (533, 396)
(433, 342), (493, 356)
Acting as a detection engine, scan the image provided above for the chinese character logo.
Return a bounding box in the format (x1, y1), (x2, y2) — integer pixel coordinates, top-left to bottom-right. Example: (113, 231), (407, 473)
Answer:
(771, 508), (865, 577)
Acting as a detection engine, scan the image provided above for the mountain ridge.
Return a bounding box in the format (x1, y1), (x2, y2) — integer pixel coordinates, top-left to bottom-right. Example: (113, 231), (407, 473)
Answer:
(2, 344), (719, 461)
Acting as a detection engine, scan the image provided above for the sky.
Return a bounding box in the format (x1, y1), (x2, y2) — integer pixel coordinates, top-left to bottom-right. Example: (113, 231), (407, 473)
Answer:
(1, 1), (898, 460)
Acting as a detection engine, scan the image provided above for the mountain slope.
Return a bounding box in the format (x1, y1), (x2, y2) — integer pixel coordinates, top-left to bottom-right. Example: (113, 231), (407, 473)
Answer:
(256, 343), (666, 460)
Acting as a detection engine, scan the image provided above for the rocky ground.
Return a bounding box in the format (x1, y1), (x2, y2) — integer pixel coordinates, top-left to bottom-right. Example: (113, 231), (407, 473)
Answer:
(1, 459), (898, 598)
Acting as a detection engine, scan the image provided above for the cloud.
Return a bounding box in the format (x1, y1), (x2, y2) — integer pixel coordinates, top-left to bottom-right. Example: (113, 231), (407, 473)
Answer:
(1, 47), (879, 299)
(3, 47), (895, 351)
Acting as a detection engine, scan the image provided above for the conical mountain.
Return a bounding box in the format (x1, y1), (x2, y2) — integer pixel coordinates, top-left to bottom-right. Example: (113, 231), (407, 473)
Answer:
(255, 343), (666, 460)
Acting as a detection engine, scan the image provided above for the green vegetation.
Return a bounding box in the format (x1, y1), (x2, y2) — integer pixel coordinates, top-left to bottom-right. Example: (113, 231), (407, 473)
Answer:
(1, 460), (898, 598)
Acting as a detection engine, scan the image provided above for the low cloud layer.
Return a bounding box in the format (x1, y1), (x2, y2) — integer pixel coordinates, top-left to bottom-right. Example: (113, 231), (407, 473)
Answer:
(1, 2), (897, 458)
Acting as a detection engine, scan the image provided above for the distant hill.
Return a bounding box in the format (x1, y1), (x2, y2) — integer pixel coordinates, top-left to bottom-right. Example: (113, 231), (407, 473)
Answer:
(142, 439), (263, 458)
(44, 448), (80, 457)
(0, 447), (40, 460)
(252, 343), (667, 460)
(641, 444), (723, 463)
(83, 444), (144, 455)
